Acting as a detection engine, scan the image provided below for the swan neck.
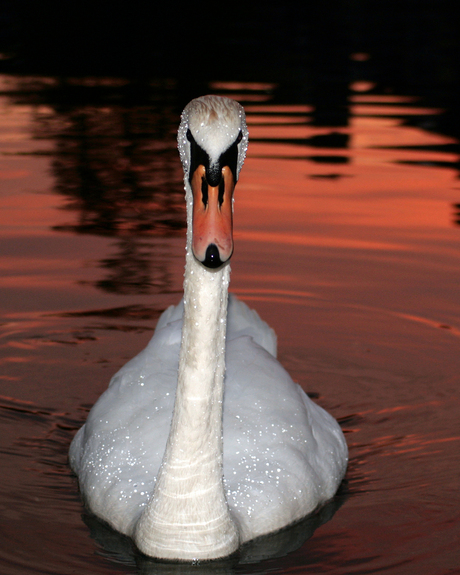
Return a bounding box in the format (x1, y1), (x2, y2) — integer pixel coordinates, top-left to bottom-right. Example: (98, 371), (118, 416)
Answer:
(134, 250), (238, 560)
(181, 252), (230, 391)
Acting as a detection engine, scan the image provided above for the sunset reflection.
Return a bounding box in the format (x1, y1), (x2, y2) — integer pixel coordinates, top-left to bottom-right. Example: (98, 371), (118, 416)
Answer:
(1, 76), (460, 574)
(235, 96), (459, 264)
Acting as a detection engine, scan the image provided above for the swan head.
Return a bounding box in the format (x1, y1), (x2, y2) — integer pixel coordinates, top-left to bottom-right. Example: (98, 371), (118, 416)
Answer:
(178, 95), (248, 269)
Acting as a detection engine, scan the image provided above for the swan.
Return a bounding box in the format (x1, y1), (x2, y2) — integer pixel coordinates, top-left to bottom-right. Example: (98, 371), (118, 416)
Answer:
(69, 95), (348, 562)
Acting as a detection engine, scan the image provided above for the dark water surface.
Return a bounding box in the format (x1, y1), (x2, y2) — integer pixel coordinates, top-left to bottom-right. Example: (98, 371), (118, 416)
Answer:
(0, 72), (459, 574)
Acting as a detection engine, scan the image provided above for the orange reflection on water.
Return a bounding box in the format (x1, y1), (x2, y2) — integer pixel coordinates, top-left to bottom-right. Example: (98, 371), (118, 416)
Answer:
(236, 229), (409, 251)
(238, 98), (459, 256)
(0, 79), (459, 574)
(352, 104), (444, 116)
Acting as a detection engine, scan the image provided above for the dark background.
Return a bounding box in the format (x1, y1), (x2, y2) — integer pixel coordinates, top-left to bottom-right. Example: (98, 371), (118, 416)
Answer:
(0, 1), (458, 127)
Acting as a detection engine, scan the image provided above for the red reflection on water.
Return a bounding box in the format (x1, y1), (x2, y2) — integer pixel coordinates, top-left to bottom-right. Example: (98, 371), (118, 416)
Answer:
(1, 82), (460, 574)
(235, 97), (458, 266)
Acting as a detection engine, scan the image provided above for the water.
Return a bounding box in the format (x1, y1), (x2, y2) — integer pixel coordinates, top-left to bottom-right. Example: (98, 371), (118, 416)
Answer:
(0, 75), (459, 575)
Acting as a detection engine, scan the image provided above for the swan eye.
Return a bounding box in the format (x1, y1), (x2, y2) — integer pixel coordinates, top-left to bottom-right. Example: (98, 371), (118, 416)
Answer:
(187, 130), (209, 184)
(236, 130), (242, 144)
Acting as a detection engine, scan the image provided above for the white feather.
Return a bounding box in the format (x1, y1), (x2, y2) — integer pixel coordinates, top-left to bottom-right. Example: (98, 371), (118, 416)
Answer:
(69, 96), (348, 561)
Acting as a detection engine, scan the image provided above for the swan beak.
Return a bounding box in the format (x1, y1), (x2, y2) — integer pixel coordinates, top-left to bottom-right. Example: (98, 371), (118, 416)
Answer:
(191, 164), (235, 269)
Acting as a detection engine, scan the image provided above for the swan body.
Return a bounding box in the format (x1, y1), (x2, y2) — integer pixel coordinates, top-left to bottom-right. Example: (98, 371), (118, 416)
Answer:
(70, 95), (348, 561)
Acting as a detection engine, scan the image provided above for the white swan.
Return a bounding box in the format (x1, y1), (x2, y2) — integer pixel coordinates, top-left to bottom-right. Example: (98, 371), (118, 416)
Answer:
(69, 95), (348, 562)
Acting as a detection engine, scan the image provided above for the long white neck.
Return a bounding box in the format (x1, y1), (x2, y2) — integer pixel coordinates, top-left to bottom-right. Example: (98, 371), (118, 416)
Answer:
(134, 191), (239, 561)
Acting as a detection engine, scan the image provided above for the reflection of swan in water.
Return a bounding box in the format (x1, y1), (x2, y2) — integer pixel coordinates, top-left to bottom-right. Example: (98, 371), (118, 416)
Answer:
(82, 494), (345, 571)
(69, 95), (348, 562)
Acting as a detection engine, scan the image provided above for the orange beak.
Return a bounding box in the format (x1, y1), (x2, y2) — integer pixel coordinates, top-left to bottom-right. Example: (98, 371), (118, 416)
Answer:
(191, 164), (235, 268)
